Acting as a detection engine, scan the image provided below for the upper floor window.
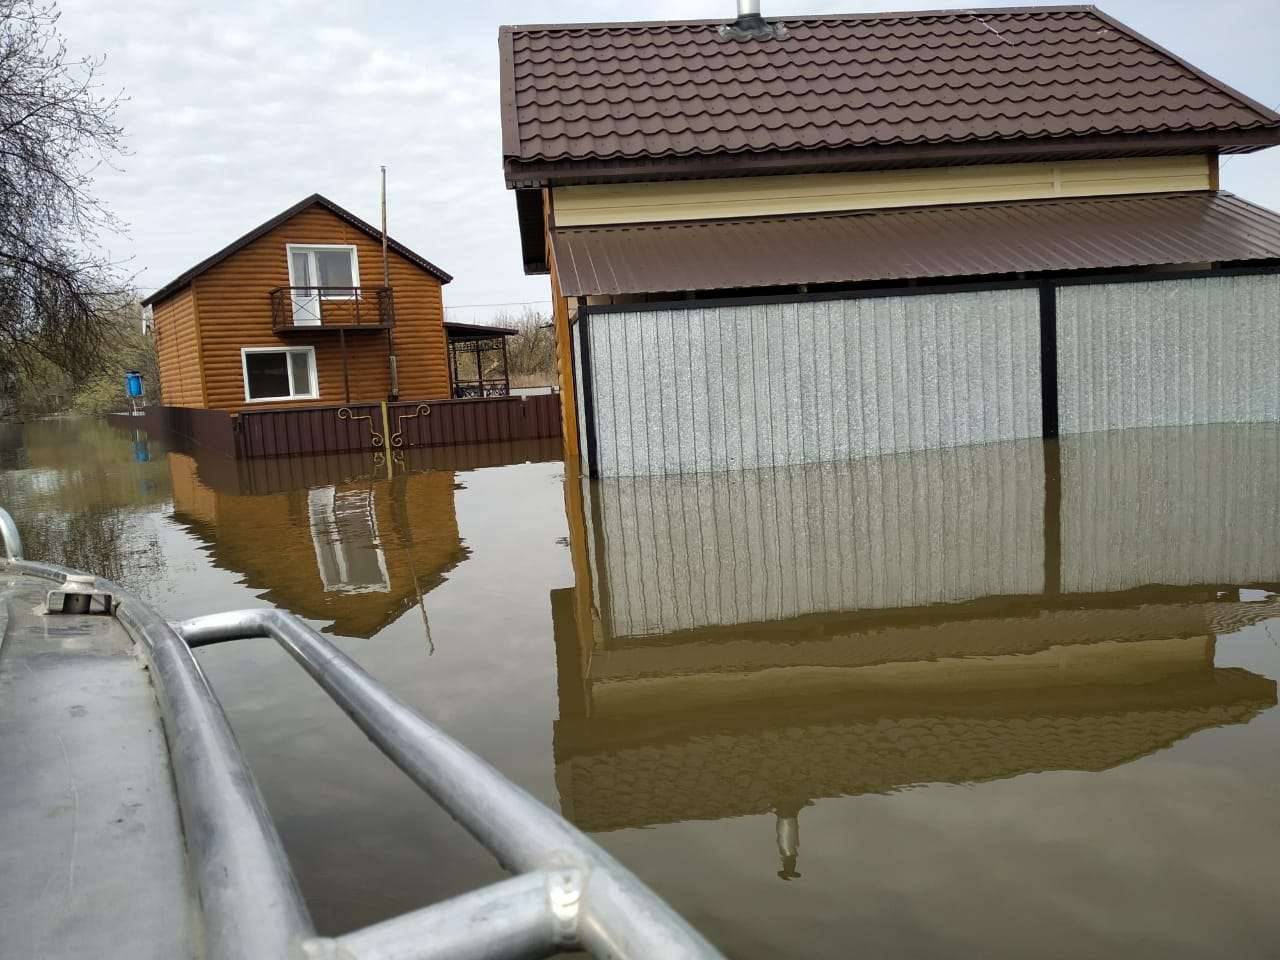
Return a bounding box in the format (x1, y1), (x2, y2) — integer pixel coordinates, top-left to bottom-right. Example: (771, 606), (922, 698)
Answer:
(287, 244), (360, 299)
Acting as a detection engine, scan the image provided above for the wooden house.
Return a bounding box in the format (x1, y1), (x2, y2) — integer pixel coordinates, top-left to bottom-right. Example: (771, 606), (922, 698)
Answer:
(141, 194), (456, 411)
(500, 4), (1280, 477)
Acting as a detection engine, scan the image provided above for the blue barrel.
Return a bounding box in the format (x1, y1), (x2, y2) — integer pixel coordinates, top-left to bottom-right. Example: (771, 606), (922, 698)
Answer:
(125, 371), (144, 398)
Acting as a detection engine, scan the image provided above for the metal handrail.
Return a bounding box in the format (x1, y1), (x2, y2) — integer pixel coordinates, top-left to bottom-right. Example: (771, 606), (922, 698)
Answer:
(0, 520), (723, 959)
(269, 285), (395, 331)
(176, 608), (725, 960)
(0, 507), (23, 560)
(2, 557), (312, 960)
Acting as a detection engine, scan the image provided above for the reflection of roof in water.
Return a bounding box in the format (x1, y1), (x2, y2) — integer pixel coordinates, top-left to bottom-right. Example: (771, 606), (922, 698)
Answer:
(554, 425), (1280, 832)
(556, 659), (1276, 832)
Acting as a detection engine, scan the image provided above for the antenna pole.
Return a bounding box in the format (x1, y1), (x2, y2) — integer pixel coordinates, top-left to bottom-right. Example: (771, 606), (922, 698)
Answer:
(380, 165), (390, 286)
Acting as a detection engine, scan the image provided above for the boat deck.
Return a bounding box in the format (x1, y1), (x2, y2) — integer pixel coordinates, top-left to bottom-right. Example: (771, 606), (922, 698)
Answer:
(0, 572), (196, 960)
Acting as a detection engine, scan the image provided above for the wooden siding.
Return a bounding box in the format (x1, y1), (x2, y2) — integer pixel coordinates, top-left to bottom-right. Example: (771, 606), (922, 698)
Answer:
(151, 288), (205, 407)
(156, 204), (449, 411)
(552, 155), (1213, 226)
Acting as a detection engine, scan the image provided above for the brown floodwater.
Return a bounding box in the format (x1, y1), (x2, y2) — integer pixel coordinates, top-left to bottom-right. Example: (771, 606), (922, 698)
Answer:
(3, 416), (1280, 959)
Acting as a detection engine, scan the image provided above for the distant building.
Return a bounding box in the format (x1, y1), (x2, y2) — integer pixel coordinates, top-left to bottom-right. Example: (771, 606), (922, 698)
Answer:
(500, 5), (1280, 477)
(141, 194), (516, 411)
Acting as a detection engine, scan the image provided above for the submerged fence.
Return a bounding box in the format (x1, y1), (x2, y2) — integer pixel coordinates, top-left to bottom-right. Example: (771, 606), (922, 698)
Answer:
(111, 393), (562, 460)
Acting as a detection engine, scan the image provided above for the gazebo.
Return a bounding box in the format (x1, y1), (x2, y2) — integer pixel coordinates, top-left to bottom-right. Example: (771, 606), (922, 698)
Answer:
(444, 321), (517, 398)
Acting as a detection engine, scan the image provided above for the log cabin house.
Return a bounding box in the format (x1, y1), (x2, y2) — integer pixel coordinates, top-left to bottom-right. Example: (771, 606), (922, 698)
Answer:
(500, 3), (1280, 478)
(141, 194), (515, 411)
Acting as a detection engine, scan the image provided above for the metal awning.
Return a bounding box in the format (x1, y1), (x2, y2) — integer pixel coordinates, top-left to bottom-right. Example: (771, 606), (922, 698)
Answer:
(444, 321), (518, 341)
(550, 191), (1280, 298)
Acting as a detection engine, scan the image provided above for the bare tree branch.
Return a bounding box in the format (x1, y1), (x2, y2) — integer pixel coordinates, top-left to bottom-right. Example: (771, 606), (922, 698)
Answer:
(0, 0), (128, 395)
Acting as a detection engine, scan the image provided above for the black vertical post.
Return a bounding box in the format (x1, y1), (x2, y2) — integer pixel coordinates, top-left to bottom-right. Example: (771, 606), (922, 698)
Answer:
(500, 336), (511, 396)
(1039, 280), (1062, 594)
(1038, 281), (1059, 439)
(577, 304), (599, 478)
(1043, 437), (1062, 595)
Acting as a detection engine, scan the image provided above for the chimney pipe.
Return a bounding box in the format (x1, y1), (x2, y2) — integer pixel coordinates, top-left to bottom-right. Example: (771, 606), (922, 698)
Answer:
(720, 0), (785, 40)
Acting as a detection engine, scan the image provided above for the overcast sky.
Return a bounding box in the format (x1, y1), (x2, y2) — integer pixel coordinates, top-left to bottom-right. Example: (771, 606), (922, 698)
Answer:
(61, 0), (1280, 323)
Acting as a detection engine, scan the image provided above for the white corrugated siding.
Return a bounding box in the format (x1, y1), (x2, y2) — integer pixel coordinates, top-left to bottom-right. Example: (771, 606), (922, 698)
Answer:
(585, 439), (1046, 639)
(585, 288), (1042, 477)
(1056, 273), (1280, 434)
(1060, 424), (1280, 593)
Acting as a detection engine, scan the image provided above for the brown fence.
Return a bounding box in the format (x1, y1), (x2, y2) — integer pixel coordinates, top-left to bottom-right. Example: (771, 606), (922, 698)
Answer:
(235, 394), (560, 458)
(235, 403), (383, 458)
(112, 394), (561, 459)
(108, 406), (238, 458)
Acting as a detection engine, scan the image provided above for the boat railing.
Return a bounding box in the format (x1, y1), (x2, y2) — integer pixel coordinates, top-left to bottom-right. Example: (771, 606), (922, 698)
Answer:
(0, 506), (723, 960)
(0, 508), (22, 561)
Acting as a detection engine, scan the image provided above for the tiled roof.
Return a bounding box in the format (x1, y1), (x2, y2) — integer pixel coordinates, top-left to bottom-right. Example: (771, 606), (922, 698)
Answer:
(501, 6), (1280, 172)
(551, 191), (1280, 296)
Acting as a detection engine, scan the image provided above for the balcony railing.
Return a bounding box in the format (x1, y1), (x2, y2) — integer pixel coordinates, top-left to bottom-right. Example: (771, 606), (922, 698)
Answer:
(269, 286), (395, 332)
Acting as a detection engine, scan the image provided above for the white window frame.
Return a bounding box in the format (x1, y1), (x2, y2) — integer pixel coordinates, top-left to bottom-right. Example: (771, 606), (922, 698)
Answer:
(240, 346), (319, 403)
(307, 486), (391, 595)
(285, 243), (361, 300)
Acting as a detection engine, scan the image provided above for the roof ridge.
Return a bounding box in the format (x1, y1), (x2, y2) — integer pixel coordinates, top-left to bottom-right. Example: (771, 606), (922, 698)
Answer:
(142, 194), (452, 307)
(1085, 8), (1280, 125)
(503, 5), (1096, 33)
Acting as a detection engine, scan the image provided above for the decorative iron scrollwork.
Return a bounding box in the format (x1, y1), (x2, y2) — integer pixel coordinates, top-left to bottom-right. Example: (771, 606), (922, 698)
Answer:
(391, 403), (431, 448)
(338, 406), (385, 449)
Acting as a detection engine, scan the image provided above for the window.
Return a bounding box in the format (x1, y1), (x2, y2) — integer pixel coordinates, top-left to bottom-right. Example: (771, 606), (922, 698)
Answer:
(287, 244), (359, 299)
(241, 346), (318, 402)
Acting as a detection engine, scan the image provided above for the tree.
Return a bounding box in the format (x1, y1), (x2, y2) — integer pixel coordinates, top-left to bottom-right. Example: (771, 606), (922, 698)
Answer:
(498, 306), (556, 385)
(0, 0), (127, 390)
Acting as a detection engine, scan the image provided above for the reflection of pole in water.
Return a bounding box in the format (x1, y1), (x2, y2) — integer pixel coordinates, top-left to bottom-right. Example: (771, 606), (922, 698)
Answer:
(774, 801), (806, 880)
(387, 472), (436, 657)
(406, 553), (434, 656)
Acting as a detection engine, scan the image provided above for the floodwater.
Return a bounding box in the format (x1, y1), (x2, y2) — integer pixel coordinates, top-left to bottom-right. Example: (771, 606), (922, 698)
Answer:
(3, 416), (1280, 959)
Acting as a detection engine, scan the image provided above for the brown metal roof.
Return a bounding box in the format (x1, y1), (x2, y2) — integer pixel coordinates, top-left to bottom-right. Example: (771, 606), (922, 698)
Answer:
(550, 191), (1280, 297)
(443, 320), (519, 340)
(142, 194), (452, 308)
(500, 5), (1280, 182)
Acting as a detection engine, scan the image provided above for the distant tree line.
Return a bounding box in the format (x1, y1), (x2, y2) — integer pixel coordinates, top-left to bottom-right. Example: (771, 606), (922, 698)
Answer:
(1, 0), (134, 417)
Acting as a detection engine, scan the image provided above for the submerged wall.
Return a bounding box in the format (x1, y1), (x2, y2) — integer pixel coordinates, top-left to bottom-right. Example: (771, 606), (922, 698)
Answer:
(578, 424), (1280, 641)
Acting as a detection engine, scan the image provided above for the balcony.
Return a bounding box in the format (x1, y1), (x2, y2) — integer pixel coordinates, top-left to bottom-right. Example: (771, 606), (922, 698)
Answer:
(269, 286), (395, 333)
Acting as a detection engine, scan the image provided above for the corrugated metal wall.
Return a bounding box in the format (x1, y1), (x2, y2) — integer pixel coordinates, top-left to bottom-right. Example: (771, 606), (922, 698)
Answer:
(582, 288), (1041, 476)
(580, 424), (1280, 641)
(1057, 273), (1280, 434)
(584, 438), (1046, 638)
(1061, 424), (1280, 593)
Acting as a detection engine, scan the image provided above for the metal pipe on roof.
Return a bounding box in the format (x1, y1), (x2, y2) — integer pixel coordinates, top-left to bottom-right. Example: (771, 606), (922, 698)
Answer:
(737, 0), (760, 16)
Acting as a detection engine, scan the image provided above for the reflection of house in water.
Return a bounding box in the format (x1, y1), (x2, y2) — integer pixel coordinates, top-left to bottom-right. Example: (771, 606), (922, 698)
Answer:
(167, 444), (534, 638)
(552, 426), (1280, 876)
